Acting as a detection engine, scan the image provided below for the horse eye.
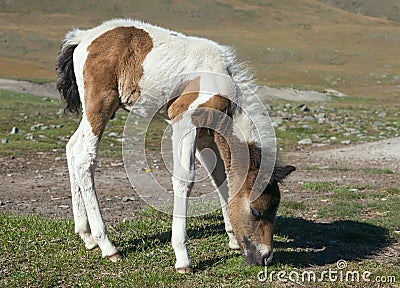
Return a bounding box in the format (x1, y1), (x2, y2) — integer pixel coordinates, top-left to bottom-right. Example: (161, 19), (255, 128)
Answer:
(251, 208), (262, 220)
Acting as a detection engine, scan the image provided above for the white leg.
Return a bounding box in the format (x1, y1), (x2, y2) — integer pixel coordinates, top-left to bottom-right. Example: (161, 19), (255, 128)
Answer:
(66, 124), (97, 250)
(72, 118), (118, 258)
(196, 133), (239, 250)
(171, 120), (198, 272)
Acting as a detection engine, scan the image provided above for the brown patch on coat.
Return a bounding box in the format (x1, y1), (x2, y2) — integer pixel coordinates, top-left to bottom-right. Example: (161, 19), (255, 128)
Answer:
(198, 94), (230, 111)
(191, 94), (231, 132)
(83, 26), (153, 137)
(167, 76), (200, 121)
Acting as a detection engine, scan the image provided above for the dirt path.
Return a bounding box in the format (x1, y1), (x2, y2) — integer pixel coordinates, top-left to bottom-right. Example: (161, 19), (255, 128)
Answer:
(0, 79), (59, 99)
(291, 137), (400, 173)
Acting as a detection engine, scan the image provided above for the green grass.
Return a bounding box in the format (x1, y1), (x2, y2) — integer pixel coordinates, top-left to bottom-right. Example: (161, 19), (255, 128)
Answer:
(1, 191), (399, 287)
(0, 210), (260, 287)
(302, 181), (333, 191)
(361, 167), (394, 174)
(1, 178), (399, 287)
(302, 182), (400, 238)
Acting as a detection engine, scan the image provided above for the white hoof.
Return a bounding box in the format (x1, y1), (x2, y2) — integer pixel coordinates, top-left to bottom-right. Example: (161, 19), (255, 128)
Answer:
(176, 267), (193, 274)
(81, 233), (98, 250)
(228, 233), (240, 250)
(108, 252), (121, 263)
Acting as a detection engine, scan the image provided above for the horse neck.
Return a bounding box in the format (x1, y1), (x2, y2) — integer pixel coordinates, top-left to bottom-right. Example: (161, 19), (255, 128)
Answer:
(214, 131), (260, 196)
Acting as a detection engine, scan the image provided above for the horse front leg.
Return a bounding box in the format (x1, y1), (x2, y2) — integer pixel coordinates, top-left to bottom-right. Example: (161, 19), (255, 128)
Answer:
(196, 130), (240, 250)
(171, 120), (198, 273)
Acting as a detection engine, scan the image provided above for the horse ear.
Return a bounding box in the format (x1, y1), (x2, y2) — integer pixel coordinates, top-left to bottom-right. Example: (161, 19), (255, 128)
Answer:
(271, 165), (296, 184)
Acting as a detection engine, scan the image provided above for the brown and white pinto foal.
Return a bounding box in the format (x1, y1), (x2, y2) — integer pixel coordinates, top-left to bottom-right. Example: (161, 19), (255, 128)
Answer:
(56, 19), (295, 273)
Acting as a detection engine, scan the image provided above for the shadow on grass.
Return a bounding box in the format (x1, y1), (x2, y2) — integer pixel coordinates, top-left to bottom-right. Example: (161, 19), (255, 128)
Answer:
(274, 217), (390, 267)
(117, 215), (390, 270)
(117, 221), (225, 258)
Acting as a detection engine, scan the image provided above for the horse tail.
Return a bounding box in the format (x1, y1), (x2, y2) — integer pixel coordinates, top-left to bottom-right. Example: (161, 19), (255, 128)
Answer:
(56, 29), (85, 114)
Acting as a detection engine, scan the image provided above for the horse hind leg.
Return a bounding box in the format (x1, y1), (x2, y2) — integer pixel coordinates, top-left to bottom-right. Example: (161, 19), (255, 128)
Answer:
(66, 125), (97, 250)
(69, 88), (120, 260)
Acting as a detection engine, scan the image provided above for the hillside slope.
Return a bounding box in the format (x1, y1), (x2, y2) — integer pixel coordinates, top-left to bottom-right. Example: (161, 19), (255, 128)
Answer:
(0, 0), (399, 100)
(320, 0), (400, 22)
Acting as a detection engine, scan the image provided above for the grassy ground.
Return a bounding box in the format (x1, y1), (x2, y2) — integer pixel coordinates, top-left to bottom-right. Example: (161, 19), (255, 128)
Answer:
(1, 190), (399, 287)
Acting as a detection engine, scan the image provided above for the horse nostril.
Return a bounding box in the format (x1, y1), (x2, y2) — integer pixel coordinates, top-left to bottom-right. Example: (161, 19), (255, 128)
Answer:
(262, 251), (272, 266)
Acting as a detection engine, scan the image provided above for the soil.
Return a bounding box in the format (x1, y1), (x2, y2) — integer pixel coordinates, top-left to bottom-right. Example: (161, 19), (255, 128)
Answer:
(1, 79), (399, 223)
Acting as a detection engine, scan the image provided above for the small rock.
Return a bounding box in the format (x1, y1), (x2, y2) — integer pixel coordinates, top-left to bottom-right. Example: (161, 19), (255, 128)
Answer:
(301, 125), (313, 130)
(298, 104), (310, 112)
(26, 134), (34, 140)
(303, 116), (315, 121)
(10, 127), (19, 134)
(122, 196), (135, 202)
(341, 140), (351, 145)
(323, 88), (346, 97)
(108, 132), (120, 137)
(31, 123), (44, 131)
(58, 205), (70, 209)
(54, 157), (62, 161)
(40, 126), (49, 130)
(385, 126), (397, 131)
(42, 97), (50, 101)
(298, 138), (312, 145)
(272, 118), (283, 127)
(1, 138), (8, 144)
(377, 111), (387, 118)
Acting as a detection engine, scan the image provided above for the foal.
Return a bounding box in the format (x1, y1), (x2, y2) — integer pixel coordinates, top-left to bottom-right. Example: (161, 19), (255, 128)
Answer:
(56, 19), (294, 272)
